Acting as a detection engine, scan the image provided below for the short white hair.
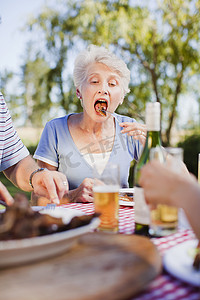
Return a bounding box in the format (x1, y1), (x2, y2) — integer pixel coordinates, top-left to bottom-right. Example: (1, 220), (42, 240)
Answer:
(73, 44), (130, 96)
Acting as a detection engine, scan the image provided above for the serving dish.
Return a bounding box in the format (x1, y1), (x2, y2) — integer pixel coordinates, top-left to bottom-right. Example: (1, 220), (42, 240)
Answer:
(0, 207), (99, 268)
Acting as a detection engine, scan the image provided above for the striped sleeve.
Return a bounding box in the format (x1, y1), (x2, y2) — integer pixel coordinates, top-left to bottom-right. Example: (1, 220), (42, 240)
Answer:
(0, 93), (29, 172)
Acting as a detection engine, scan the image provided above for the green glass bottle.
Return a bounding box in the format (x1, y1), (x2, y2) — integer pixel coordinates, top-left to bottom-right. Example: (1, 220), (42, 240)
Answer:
(134, 102), (162, 236)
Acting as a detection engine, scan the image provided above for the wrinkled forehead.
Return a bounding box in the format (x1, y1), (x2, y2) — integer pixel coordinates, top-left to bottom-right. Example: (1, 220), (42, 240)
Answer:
(86, 62), (121, 80)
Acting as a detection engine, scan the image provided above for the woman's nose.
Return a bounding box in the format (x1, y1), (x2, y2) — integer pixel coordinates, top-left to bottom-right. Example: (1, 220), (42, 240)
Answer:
(98, 90), (108, 95)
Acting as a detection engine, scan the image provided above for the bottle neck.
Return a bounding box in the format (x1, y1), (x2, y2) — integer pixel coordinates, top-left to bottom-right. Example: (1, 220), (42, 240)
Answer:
(134, 130), (162, 187)
(145, 130), (162, 148)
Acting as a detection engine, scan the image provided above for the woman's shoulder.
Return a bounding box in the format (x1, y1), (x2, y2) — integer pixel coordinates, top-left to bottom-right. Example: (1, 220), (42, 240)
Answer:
(47, 113), (78, 127)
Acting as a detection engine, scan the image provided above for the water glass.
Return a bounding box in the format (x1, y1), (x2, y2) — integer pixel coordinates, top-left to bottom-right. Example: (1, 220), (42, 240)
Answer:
(149, 147), (183, 237)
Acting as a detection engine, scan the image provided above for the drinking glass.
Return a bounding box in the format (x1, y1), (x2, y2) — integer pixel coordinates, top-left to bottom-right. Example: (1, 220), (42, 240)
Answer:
(93, 163), (120, 232)
(149, 147), (183, 237)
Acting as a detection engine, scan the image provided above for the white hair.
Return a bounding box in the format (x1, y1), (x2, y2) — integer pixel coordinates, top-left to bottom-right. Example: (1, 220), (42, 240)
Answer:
(73, 44), (130, 96)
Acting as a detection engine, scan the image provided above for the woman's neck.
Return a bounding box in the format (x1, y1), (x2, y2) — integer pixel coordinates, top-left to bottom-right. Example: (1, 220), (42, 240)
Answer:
(78, 112), (115, 136)
(67, 112), (116, 154)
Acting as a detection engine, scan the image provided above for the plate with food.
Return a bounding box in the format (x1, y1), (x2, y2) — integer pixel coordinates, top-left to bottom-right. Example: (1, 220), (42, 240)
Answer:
(0, 194), (99, 268)
(163, 239), (200, 286)
(119, 188), (134, 206)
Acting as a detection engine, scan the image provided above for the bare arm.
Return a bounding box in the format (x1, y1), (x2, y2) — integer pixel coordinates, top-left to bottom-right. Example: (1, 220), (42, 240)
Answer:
(139, 161), (200, 240)
(4, 156), (68, 204)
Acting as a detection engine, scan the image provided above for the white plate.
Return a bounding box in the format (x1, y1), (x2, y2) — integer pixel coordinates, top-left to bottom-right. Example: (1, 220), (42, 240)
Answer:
(119, 188), (134, 194)
(119, 200), (134, 207)
(119, 188), (134, 206)
(0, 207), (99, 269)
(163, 239), (200, 287)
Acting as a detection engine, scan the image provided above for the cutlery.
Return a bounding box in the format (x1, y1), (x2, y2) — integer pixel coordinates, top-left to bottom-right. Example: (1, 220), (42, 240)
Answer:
(98, 109), (120, 123)
(45, 203), (57, 210)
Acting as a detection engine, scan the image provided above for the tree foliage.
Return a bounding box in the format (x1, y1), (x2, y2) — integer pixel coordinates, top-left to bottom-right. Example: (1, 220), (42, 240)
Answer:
(6, 0), (200, 144)
(178, 133), (200, 177)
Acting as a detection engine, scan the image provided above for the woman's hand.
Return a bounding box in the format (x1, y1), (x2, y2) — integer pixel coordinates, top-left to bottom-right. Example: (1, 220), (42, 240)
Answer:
(120, 122), (147, 146)
(67, 178), (94, 203)
(0, 181), (14, 206)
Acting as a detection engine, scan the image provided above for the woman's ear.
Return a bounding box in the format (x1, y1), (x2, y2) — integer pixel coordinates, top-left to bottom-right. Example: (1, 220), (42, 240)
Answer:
(76, 89), (83, 107)
(119, 97), (124, 105)
(76, 89), (82, 99)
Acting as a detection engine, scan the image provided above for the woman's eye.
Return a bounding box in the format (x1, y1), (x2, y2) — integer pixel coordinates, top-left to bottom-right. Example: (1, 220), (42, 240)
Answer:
(109, 81), (117, 86)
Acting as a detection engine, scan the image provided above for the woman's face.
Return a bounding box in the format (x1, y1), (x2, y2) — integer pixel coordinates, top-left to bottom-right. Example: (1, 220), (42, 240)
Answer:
(78, 62), (124, 121)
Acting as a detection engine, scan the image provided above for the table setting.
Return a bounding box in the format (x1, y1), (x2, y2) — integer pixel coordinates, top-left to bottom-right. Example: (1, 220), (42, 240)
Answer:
(0, 188), (199, 300)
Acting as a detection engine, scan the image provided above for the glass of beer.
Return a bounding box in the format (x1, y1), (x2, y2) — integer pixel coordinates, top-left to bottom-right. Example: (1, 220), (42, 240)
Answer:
(93, 163), (120, 233)
(149, 147), (183, 237)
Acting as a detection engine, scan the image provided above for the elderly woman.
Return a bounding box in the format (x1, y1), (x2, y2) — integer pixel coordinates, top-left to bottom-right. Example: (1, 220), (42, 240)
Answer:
(32, 45), (146, 204)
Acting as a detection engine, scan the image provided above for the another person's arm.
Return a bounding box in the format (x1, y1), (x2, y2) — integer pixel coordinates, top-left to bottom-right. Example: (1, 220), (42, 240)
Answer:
(4, 156), (68, 204)
(0, 181), (14, 205)
(32, 160), (93, 204)
(139, 161), (200, 240)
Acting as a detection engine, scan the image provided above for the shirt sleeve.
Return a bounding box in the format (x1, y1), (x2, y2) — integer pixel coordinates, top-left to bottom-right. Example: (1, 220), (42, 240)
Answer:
(0, 93), (29, 172)
(33, 121), (58, 167)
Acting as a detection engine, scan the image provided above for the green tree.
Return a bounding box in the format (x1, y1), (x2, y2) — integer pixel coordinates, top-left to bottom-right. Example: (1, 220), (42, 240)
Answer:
(16, 0), (200, 144)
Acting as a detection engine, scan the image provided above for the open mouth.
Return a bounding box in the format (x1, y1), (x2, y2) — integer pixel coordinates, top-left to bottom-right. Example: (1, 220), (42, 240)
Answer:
(94, 100), (108, 116)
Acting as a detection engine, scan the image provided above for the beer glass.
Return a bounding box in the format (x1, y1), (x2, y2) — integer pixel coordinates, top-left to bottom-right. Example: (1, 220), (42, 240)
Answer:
(149, 147), (183, 237)
(93, 163), (120, 232)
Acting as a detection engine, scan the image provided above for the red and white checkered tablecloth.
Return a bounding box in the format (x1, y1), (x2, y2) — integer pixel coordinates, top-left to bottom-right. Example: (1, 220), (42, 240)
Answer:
(62, 203), (200, 300)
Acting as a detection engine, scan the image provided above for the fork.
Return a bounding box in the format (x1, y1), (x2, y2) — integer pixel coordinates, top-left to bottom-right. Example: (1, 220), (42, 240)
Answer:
(45, 203), (57, 210)
(100, 109), (120, 123)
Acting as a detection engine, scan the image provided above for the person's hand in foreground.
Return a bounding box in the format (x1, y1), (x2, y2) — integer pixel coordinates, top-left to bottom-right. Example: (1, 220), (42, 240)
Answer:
(0, 181), (14, 206)
(31, 168), (69, 204)
(139, 160), (200, 240)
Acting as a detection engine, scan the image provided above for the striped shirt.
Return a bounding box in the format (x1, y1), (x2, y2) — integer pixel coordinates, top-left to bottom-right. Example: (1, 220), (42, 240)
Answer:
(0, 93), (29, 172)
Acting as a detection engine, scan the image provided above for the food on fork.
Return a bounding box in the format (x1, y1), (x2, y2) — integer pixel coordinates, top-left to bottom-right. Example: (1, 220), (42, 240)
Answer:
(0, 193), (98, 240)
(97, 108), (107, 116)
(94, 100), (107, 116)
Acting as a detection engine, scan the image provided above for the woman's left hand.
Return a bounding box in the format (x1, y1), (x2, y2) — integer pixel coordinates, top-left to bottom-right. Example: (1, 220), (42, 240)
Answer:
(119, 122), (147, 146)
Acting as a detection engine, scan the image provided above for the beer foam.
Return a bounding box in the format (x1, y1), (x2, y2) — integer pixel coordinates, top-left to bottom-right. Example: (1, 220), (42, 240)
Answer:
(93, 185), (119, 193)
